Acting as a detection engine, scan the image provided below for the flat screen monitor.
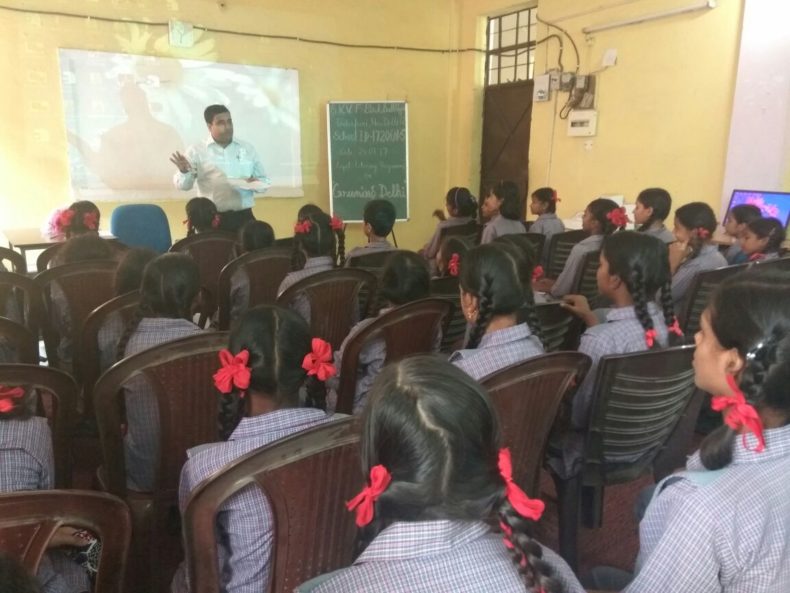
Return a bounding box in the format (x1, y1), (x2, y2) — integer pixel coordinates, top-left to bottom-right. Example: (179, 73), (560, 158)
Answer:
(725, 189), (790, 229)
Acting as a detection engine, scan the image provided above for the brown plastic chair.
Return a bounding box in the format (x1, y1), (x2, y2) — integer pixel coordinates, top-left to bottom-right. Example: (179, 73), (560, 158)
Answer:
(336, 298), (452, 414)
(273, 237), (294, 248)
(0, 364), (78, 487)
(481, 352), (591, 497)
(678, 262), (748, 338)
(0, 246), (27, 274)
(35, 260), (118, 369)
(0, 489), (131, 593)
(216, 248), (293, 330)
(429, 276), (466, 352)
(36, 243), (64, 273)
(437, 220), (480, 246)
(93, 331), (229, 593)
(183, 417), (360, 593)
(0, 318), (38, 364)
(534, 302), (581, 352)
(277, 269), (378, 348)
(522, 232), (546, 258)
(570, 250), (600, 301)
(347, 249), (409, 314)
(754, 255), (790, 273)
(548, 345), (697, 570)
(79, 291), (140, 420)
(546, 230), (589, 279)
(0, 271), (44, 336)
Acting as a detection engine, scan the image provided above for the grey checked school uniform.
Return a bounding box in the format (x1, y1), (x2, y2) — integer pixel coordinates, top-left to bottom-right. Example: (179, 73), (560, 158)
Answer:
(628, 423), (790, 593)
(550, 234), (603, 298)
(671, 244), (727, 313)
(171, 408), (335, 593)
(422, 216), (474, 259)
(643, 224), (675, 244)
(277, 256), (335, 322)
(450, 323), (544, 381)
(531, 213), (565, 263)
(480, 214), (526, 244)
(344, 240), (395, 265)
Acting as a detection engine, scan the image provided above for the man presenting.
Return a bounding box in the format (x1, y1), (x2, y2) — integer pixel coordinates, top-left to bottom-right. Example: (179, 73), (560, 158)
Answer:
(170, 104), (270, 232)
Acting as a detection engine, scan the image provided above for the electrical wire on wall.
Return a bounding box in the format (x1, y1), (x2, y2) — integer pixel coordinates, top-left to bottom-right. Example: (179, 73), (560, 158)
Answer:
(536, 13), (581, 72)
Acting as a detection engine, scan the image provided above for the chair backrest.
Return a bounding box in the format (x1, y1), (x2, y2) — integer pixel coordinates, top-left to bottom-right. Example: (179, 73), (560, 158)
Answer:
(93, 331), (229, 498)
(110, 204), (172, 253)
(0, 318), (38, 364)
(277, 269), (378, 348)
(35, 260), (118, 369)
(79, 291), (141, 418)
(216, 248), (293, 330)
(429, 276), (466, 352)
(0, 246), (26, 274)
(678, 262), (748, 337)
(753, 255), (790, 273)
(534, 302), (578, 352)
(170, 231), (238, 301)
(438, 220), (480, 246)
(36, 243), (63, 273)
(347, 249), (409, 313)
(570, 250), (600, 301)
(273, 237), (294, 248)
(482, 352), (592, 496)
(0, 272), (43, 334)
(546, 230), (589, 278)
(583, 345), (697, 484)
(522, 232), (546, 258)
(183, 418), (360, 593)
(0, 364), (78, 487)
(0, 490), (131, 593)
(336, 298), (452, 414)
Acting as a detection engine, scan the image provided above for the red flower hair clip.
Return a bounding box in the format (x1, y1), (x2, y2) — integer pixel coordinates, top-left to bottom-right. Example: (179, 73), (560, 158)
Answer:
(211, 213), (221, 229)
(498, 448), (545, 521)
(551, 190), (560, 202)
(302, 338), (336, 381)
(346, 464), (392, 527)
(0, 385), (25, 413)
(294, 220), (312, 234)
(447, 253), (460, 277)
(667, 317), (684, 338)
(644, 328), (658, 348)
(213, 349), (251, 395)
(711, 375), (765, 452)
(330, 215), (344, 231)
(695, 228), (711, 239)
(56, 209), (75, 232)
(532, 265), (544, 282)
(606, 207), (630, 228)
(82, 211), (99, 231)
(748, 252), (765, 262)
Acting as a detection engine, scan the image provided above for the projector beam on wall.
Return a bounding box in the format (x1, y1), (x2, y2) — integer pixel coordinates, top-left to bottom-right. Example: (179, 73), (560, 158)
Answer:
(582, 0), (717, 35)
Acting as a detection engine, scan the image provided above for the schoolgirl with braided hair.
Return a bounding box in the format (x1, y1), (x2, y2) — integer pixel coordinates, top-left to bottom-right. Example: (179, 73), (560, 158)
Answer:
(668, 201), (727, 312)
(740, 217), (785, 262)
(625, 269), (790, 592)
(184, 196), (220, 236)
(449, 243), (544, 381)
(633, 187), (674, 244)
(171, 305), (337, 593)
(529, 186), (565, 264)
(303, 356), (584, 593)
(723, 204), (762, 264)
(481, 180), (527, 244)
(435, 235), (470, 278)
(420, 186), (477, 260)
(111, 253), (203, 492)
(492, 235), (547, 337)
(44, 200), (101, 241)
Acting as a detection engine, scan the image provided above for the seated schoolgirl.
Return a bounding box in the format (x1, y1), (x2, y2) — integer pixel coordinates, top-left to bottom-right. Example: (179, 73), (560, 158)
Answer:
(302, 356), (584, 593)
(171, 305), (337, 593)
(420, 187), (477, 260)
(722, 204), (762, 264)
(529, 186), (565, 262)
(480, 181), (526, 244)
(227, 220), (275, 324)
(668, 202), (727, 313)
(543, 198), (625, 299)
(740, 217), (785, 262)
(327, 251), (431, 413)
(345, 199), (396, 264)
(450, 243), (544, 381)
(183, 196), (220, 235)
(44, 200), (101, 242)
(625, 269), (790, 591)
(434, 235), (470, 278)
(633, 187), (674, 244)
(561, 232), (682, 431)
(113, 253), (203, 492)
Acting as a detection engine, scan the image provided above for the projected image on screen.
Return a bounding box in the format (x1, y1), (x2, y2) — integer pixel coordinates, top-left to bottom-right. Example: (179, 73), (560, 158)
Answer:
(59, 49), (303, 201)
(727, 190), (790, 229)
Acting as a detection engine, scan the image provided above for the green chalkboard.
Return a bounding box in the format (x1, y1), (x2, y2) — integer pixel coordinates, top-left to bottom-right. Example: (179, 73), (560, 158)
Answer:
(327, 102), (409, 222)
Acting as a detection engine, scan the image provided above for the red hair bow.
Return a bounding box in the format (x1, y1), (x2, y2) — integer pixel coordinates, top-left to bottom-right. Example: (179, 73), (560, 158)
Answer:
(606, 207), (630, 228)
(667, 317), (683, 338)
(330, 215), (344, 231)
(696, 228), (711, 239)
(213, 349), (251, 395)
(532, 265), (544, 282)
(82, 211), (98, 231)
(498, 448), (545, 521)
(711, 375), (765, 452)
(0, 386), (25, 413)
(748, 252), (765, 262)
(294, 220), (312, 234)
(56, 209), (75, 231)
(551, 190), (560, 203)
(346, 464), (392, 527)
(302, 338), (336, 381)
(211, 213), (221, 229)
(644, 328), (658, 348)
(447, 253), (460, 277)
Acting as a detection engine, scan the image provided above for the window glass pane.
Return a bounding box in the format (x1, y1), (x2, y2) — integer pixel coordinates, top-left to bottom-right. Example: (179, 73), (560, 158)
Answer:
(502, 12), (517, 32)
(528, 62), (534, 80)
(501, 28), (516, 48)
(502, 65), (516, 83)
(488, 18), (499, 50)
(515, 48), (526, 66)
(516, 63), (528, 81)
(517, 24), (529, 45)
(488, 63), (499, 86)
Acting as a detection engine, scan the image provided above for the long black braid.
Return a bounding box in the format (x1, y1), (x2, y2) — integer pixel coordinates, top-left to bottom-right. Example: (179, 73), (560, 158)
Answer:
(466, 286), (494, 349)
(628, 267), (657, 349)
(291, 212), (336, 271)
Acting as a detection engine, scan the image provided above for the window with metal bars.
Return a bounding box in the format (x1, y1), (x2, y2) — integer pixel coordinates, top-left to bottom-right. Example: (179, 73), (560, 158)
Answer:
(485, 8), (537, 86)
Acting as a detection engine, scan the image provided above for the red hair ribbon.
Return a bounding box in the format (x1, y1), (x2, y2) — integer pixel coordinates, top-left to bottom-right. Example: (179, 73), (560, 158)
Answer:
(82, 211), (99, 231)
(748, 252), (765, 262)
(498, 448), (545, 521)
(696, 228), (711, 239)
(213, 349), (251, 395)
(447, 253), (460, 277)
(667, 317), (683, 338)
(211, 213), (221, 229)
(302, 338), (336, 381)
(0, 385), (25, 414)
(711, 375), (765, 452)
(532, 265), (544, 282)
(330, 215), (344, 231)
(294, 220), (312, 234)
(56, 209), (75, 231)
(606, 207), (630, 228)
(346, 465), (391, 527)
(551, 190), (560, 203)
(644, 328), (658, 348)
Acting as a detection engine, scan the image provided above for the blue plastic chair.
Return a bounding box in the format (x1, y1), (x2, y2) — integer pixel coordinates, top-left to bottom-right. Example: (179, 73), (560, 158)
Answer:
(110, 204), (172, 253)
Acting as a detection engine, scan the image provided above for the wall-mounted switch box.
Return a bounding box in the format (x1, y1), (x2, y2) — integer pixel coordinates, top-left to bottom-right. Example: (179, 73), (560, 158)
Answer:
(533, 74), (551, 102)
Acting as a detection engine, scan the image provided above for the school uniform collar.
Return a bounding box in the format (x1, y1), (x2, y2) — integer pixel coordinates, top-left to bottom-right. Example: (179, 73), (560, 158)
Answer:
(304, 256), (335, 269)
(537, 213), (559, 220)
(733, 423), (790, 465)
(604, 302), (660, 322)
(478, 323), (534, 349)
(354, 520), (490, 564)
(229, 408), (329, 441)
(698, 244), (719, 257)
(579, 234), (602, 246)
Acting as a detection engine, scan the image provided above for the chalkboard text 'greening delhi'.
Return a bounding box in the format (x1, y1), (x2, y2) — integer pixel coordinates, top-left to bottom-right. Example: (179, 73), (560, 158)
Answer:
(332, 183), (406, 199)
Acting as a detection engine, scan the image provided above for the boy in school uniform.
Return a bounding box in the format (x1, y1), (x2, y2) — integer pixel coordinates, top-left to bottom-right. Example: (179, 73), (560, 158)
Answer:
(345, 199), (396, 264)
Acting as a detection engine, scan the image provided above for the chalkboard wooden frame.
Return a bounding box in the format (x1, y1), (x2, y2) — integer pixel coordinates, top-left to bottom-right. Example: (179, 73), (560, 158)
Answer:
(327, 101), (409, 223)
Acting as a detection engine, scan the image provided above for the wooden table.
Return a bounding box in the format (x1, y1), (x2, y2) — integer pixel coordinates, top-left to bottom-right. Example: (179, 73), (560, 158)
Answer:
(2, 228), (60, 256)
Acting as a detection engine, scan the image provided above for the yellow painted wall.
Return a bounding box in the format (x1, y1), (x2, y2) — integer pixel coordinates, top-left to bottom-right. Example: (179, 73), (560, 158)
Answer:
(0, 0), (460, 250)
